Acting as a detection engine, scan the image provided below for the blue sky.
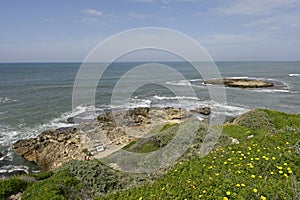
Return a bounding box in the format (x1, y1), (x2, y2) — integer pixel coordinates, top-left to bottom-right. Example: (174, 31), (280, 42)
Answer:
(0, 0), (300, 62)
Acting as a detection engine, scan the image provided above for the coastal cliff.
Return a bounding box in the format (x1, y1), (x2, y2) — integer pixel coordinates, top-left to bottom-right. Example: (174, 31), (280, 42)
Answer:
(13, 107), (210, 171)
(3, 109), (300, 200)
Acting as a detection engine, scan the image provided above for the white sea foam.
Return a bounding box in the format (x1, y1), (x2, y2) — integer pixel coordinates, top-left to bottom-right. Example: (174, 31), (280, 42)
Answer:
(0, 165), (29, 174)
(0, 125), (19, 146)
(153, 95), (200, 101)
(289, 73), (300, 77)
(0, 97), (18, 104)
(228, 76), (250, 79)
(165, 80), (191, 86)
(251, 89), (290, 93)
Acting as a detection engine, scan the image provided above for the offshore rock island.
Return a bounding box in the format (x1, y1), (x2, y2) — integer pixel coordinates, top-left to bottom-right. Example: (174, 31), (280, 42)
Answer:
(204, 78), (274, 88)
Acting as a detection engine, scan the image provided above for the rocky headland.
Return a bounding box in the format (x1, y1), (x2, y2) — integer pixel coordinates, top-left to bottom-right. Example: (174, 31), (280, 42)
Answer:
(13, 107), (211, 171)
(204, 78), (274, 88)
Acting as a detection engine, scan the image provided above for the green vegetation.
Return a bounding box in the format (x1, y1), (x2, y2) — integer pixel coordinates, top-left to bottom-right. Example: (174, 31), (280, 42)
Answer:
(0, 176), (30, 199)
(27, 170), (54, 180)
(96, 109), (300, 200)
(2, 109), (300, 199)
(22, 170), (81, 200)
(123, 123), (180, 153)
(233, 109), (275, 131)
(98, 129), (300, 199)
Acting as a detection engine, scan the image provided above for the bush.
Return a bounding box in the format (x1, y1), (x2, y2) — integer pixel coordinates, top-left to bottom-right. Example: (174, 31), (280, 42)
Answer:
(0, 177), (30, 199)
(22, 170), (81, 200)
(233, 109), (274, 131)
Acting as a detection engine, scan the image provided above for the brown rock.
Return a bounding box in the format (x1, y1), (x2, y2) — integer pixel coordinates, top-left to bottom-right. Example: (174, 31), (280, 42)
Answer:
(97, 112), (114, 123)
(128, 107), (150, 123)
(13, 128), (83, 171)
(204, 78), (274, 88)
(191, 107), (211, 115)
(164, 107), (190, 120)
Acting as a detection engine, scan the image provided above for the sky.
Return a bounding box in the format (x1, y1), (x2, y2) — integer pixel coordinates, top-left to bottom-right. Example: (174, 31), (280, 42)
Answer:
(0, 0), (300, 62)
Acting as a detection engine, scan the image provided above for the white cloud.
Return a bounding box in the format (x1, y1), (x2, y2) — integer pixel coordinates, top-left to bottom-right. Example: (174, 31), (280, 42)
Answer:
(217, 0), (299, 16)
(244, 13), (300, 31)
(81, 18), (97, 24)
(267, 26), (281, 31)
(204, 33), (259, 45)
(82, 9), (103, 17)
(291, 24), (298, 28)
(244, 17), (275, 27)
(128, 12), (154, 19)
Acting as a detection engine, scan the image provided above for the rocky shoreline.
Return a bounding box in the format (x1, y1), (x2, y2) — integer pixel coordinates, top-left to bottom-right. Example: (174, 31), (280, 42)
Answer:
(13, 107), (211, 171)
(204, 78), (274, 88)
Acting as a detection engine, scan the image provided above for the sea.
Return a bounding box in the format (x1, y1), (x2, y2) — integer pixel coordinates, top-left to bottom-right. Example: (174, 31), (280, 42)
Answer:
(0, 61), (299, 176)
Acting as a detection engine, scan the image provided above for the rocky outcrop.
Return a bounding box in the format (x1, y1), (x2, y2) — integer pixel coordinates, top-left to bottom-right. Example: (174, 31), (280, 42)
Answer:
(128, 107), (150, 124)
(191, 107), (211, 115)
(13, 128), (83, 171)
(13, 107), (210, 171)
(165, 107), (190, 120)
(204, 78), (274, 88)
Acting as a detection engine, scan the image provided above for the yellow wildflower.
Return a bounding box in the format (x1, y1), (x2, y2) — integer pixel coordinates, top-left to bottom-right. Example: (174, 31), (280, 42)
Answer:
(253, 188), (258, 193)
(261, 195), (267, 200)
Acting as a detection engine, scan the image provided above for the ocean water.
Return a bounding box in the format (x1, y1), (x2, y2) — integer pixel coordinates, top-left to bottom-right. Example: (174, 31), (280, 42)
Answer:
(0, 61), (299, 175)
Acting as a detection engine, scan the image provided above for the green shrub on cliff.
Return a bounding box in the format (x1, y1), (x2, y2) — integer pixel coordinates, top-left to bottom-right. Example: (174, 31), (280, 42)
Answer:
(27, 170), (54, 180)
(0, 177), (30, 199)
(233, 109), (275, 131)
(22, 170), (81, 200)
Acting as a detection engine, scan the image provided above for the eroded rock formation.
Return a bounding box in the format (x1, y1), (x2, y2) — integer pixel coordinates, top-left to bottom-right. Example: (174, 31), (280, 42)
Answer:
(13, 107), (210, 171)
(204, 78), (274, 88)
